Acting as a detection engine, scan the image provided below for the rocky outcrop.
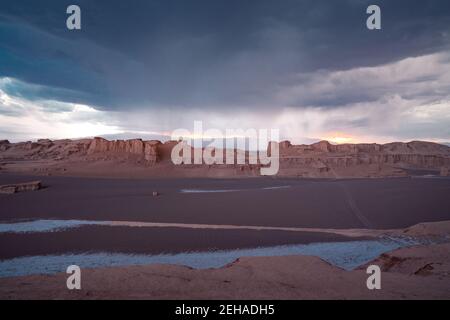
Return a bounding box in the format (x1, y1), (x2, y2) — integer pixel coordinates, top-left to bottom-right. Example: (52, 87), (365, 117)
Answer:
(0, 138), (161, 164)
(87, 137), (160, 163)
(0, 140), (9, 152)
(271, 140), (450, 177)
(0, 181), (42, 194)
(1, 138), (449, 177)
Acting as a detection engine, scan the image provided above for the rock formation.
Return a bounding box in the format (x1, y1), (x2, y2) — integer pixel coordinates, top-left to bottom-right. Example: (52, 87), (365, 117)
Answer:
(0, 138), (449, 178)
(269, 140), (450, 177)
(0, 181), (42, 194)
(0, 137), (162, 164)
(87, 137), (160, 163)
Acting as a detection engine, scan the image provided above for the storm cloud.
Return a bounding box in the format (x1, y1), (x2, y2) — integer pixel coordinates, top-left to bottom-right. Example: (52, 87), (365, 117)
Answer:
(0, 0), (450, 142)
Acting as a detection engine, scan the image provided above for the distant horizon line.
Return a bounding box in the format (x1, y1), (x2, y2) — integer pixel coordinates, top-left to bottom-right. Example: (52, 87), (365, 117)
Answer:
(2, 136), (450, 148)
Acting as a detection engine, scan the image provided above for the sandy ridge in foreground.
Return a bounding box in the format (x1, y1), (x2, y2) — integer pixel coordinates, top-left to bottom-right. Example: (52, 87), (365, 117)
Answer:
(1, 221), (449, 300)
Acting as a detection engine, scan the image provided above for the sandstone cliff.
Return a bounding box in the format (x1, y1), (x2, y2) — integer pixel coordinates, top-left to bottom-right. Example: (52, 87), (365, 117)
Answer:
(0, 138), (449, 178)
(87, 137), (160, 163)
(269, 140), (450, 177)
(0, 137), (162, 164)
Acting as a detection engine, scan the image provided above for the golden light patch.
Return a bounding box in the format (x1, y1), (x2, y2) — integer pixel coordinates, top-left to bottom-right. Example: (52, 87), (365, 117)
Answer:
(321, 132), (355, 144)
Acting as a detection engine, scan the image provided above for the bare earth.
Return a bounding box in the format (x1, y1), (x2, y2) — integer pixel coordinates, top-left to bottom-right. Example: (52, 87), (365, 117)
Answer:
(0, 222), (449, 300)
(1, 245), (449, 300)
(1, 138), (449, 299)
(1, 174), (450, 229)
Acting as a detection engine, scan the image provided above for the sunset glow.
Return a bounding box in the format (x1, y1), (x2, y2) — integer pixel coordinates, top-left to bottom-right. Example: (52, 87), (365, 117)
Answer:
(321, 133), (356, 144)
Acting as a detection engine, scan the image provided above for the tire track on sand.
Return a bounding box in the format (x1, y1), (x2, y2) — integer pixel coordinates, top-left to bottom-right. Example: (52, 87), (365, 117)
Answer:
(337, 182), (374, 229)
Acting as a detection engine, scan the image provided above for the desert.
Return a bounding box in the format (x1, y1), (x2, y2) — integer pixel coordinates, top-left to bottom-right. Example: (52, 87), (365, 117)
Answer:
(0, 138), (449, 179)
(0, 137), (449, 299)
(1, 222), (449, 300)
(2, 0), (450, 304)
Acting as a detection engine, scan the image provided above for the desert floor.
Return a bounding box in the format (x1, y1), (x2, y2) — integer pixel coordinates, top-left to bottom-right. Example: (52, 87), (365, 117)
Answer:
(0, 173), (449, 299)
(1, 174), (450, 229)
(1, 242), (449, 299)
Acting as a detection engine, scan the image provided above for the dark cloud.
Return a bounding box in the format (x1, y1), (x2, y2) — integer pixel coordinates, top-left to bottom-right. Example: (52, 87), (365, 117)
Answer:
(0, 0), (450, 111)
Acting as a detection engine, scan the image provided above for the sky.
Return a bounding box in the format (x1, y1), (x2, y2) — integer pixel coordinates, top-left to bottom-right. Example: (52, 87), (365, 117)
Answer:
(0, 0), (450, 144)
